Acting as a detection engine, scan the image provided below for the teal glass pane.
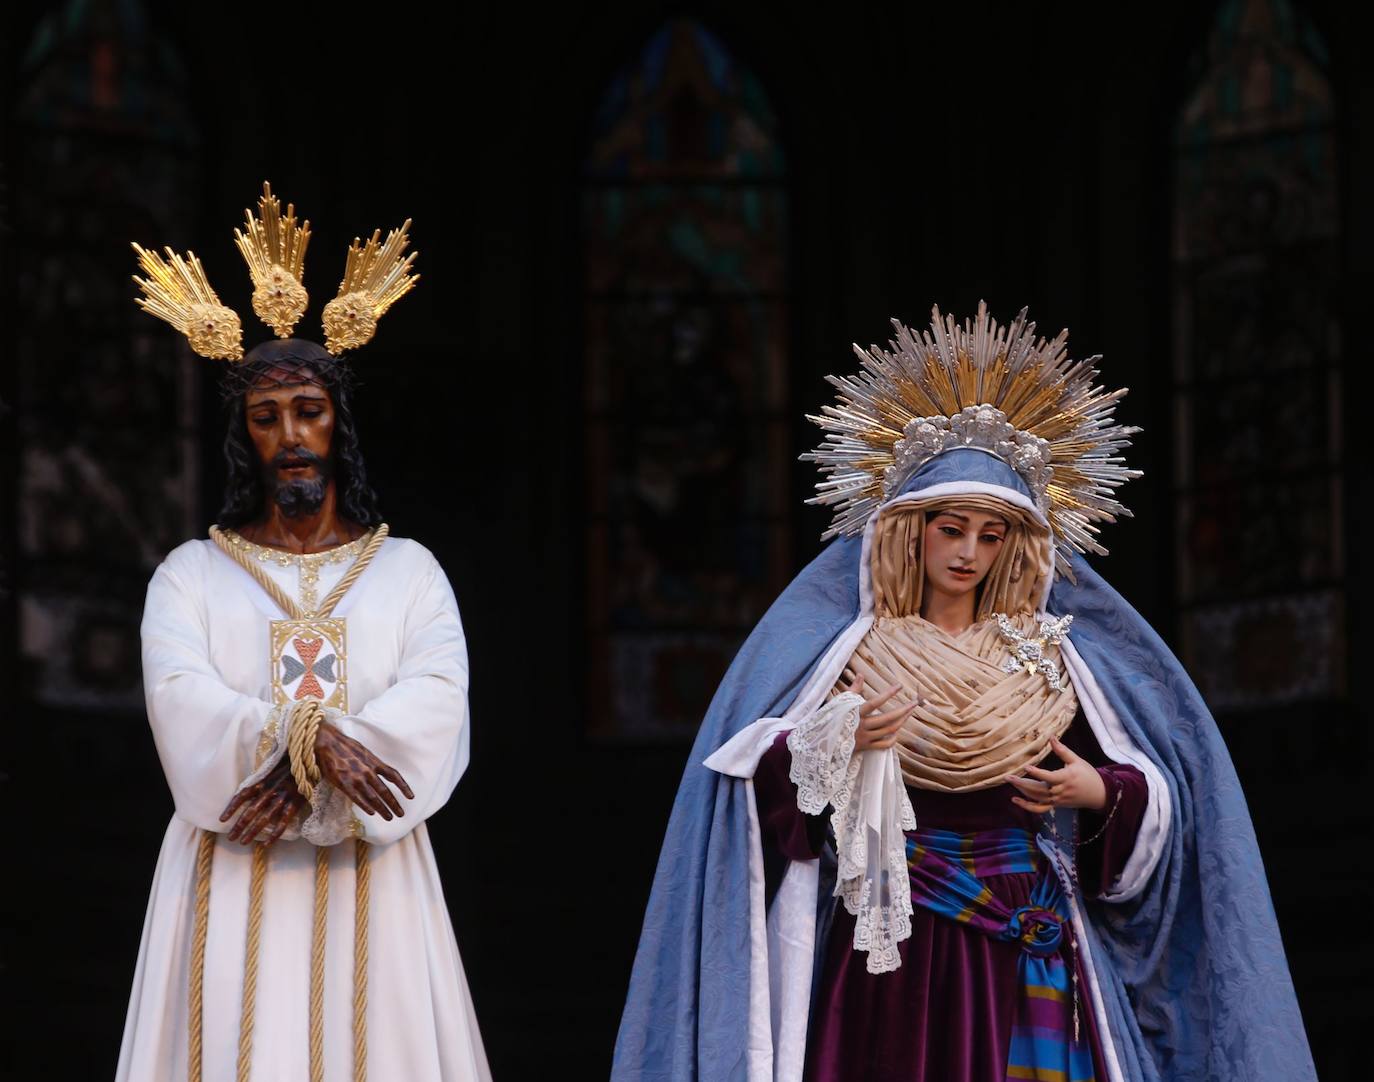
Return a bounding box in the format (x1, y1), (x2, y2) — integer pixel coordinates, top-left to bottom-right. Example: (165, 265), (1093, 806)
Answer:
(586, 19), (785, 181)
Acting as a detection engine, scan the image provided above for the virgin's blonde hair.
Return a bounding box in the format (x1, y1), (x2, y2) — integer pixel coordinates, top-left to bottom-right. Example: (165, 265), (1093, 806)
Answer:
(869, 494), (1052, 620)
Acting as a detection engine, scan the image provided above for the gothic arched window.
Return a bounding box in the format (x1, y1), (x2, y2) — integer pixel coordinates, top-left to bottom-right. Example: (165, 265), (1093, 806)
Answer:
(583, 20), (790, 740)
(1171, 0), (1344, 709)
(15, 0), (202, 710)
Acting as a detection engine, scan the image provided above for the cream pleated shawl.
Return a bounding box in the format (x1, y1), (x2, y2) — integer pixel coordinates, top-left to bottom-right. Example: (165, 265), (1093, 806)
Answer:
(839, 493), (1079, 792)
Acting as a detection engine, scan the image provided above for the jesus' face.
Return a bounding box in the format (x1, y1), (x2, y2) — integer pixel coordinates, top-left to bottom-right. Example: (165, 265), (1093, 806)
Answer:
(244, 365), (337, 518)
(921, 506), (1009, 602)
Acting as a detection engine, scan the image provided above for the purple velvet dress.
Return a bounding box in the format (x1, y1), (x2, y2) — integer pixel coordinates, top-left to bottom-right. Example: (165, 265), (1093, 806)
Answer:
(754, 709), (1149, 1082)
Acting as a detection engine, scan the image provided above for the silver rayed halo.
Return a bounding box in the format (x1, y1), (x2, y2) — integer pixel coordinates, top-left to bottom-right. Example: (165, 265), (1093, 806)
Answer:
(801, 301), (1143, 580)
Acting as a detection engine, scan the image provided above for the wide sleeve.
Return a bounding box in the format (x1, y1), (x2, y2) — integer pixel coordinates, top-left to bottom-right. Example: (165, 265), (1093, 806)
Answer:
(334, 548), (471, 846)
(1059, 709), (1149, 898)
(141, 549), (276, 833)
(754, 731), (828, 861)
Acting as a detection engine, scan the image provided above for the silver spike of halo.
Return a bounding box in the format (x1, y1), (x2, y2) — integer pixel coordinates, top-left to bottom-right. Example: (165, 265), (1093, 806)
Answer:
(800, 301), (1142, 581)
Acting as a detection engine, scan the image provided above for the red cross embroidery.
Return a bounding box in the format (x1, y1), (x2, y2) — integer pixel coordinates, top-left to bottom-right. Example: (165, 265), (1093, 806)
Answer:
(293, 637), (326, 700)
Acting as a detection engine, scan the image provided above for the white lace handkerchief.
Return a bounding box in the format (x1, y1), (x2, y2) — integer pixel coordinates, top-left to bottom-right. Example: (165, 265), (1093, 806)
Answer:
(786, 692), (917, 974)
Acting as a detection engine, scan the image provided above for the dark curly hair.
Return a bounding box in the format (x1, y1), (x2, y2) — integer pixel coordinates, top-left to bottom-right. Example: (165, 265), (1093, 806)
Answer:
(216, 339), (383, 529)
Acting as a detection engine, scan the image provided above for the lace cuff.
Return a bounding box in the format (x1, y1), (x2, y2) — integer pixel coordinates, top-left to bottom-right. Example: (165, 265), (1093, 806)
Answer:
(232, 704), (361, 846)
(786, 693), (917, 974)
(236, 703), (290, 791)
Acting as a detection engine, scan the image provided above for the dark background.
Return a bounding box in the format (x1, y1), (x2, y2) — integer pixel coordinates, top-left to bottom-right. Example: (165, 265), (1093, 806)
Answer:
(4, 1), (1370, 1078)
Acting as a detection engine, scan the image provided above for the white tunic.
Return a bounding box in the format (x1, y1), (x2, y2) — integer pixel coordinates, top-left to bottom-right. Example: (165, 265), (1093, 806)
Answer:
(116, 533), (492, 1082)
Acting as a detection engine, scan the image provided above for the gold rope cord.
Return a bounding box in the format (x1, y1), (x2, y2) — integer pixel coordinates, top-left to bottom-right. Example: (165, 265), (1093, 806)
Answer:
(210, 529), (305, 618)
(309, 845), (330, 1082)
(187, 829), (216, 1082)
(314, 527), (389, 617)
(188, 524), (389, 1082)
(206, 523), (390, 620)
(353, 837), (370, 1082)
(235, 844), (268, 1082)
(286, 698), (330, 1082)
(288, 699), (327, 803)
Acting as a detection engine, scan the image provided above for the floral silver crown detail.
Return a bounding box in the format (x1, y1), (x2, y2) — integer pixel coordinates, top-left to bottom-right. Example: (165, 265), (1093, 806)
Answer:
(885, 404), (1053, 509)
(802, 301), (1143, 580)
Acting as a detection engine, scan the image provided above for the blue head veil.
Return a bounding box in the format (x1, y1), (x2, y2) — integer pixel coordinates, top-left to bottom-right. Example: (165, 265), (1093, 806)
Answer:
(612, 450), (1314, 1081)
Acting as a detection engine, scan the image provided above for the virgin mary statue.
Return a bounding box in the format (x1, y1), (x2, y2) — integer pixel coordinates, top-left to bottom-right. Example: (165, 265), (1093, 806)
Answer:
(612, 303), (1315, 1082)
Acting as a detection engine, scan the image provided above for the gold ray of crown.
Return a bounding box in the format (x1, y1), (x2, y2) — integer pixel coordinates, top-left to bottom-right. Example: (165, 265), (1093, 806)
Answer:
(234, 182), (311, 338)
(802, 300), (1143, 580)
(322, 222), (419, 354)
(131, 181), (418, 359)
(131, 244), (244, 360)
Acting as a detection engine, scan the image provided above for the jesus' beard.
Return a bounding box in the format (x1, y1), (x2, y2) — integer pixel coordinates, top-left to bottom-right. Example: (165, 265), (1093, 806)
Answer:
(264, 450), (334, 518)
(274, 476), (328, 517)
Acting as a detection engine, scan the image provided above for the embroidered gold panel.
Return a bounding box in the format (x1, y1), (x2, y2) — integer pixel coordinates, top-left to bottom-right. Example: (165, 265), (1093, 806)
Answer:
(270, 617), (348, 711)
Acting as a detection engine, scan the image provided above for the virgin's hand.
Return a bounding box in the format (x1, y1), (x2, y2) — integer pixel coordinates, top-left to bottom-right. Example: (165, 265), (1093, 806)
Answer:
(838, 670), (913, 752)
(219, 759), (307, 846)
(1008, 735), (1107, 813)
(314, 722), (415, 821)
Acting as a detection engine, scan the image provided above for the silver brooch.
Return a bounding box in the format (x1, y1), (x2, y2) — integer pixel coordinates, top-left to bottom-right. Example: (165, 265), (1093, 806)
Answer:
(995, 613), (1073, 692)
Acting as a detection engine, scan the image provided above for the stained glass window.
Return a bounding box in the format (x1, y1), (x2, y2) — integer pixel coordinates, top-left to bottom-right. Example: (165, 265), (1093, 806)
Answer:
(15, 0), (202, 709)
(583, 20), (790, 740)
(1171, 0), (1345, 709)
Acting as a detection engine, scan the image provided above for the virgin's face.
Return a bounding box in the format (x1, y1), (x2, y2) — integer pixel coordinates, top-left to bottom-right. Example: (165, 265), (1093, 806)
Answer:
(922, 507), (1009, 598)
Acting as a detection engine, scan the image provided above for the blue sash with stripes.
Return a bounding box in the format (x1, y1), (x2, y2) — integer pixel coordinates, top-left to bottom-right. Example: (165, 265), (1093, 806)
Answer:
(906, 828), (1096, 1082)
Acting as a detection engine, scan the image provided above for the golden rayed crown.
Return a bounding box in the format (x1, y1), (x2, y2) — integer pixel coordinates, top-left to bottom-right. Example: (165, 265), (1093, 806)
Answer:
(131, 181), (418, 359)
(802, 301), (1142, 578)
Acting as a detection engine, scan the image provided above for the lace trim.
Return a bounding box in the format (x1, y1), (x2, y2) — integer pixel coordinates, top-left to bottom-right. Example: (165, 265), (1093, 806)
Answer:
(239, 703), (292, 791)
(216, 527), (375, 614)
(298, 776), (363, 847)
(787, 693), (918, 974)
(787, 692), (862, 815)
(235, 704), (359, 846)
(216, 528), (371, 567)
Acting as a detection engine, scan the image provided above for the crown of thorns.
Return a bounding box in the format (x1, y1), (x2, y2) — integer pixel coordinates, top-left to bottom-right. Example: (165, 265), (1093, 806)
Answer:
(213, 340), (359, 402)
